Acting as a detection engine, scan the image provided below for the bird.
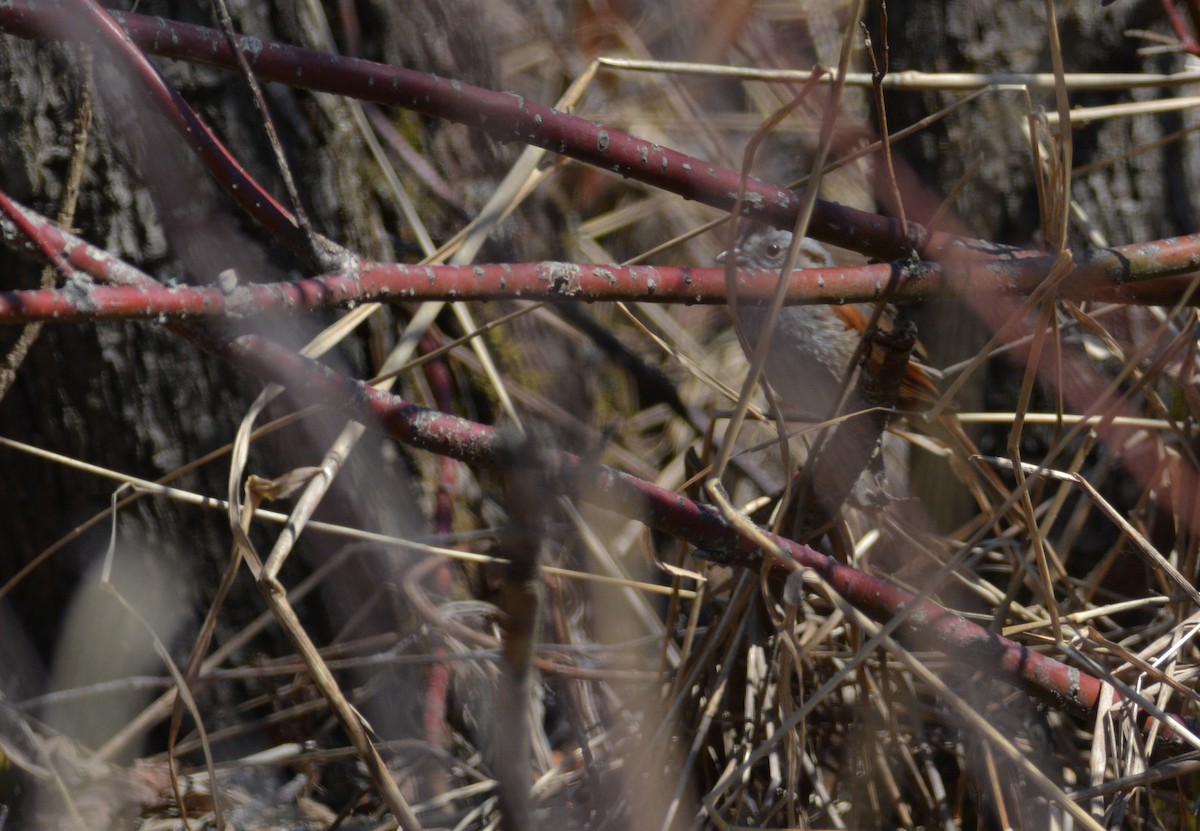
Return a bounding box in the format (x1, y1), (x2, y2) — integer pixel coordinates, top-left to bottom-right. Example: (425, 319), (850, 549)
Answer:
(717, 222), (936, 423)
(717, 222), (1008, 547)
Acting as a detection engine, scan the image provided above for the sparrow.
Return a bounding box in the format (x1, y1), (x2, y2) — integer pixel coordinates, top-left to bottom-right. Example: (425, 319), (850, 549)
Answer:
(718, 223), (1011, 546)
(717, 222), (937, 422)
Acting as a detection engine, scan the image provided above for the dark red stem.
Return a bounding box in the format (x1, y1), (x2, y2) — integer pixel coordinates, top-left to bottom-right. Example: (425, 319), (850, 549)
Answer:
(214, 331), (1185, 734)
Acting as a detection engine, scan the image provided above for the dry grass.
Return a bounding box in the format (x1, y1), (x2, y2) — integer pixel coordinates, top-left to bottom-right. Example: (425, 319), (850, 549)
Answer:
(4, 2), (1200, 830)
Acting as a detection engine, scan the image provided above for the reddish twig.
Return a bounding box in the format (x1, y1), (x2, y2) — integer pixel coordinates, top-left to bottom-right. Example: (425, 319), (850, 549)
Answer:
(0, 193), (1191, 743)
(17, 179), (1194, 661)
(0, 5), (1196, 754)
(11, 0), (345, 269)
(6, 0), (1200, 303)
(4, 254), (1200, 325)
(5, 0), (1198, 307)
(5, 183), (1199, 543)
(7, 190), (1200, 324)
(0, 0), (924, 260)
(205, 330), (1189, 738)
(3, 193), (1200, 323)
(1162, 0), (1200, 55)
(0, 190), (78, 282)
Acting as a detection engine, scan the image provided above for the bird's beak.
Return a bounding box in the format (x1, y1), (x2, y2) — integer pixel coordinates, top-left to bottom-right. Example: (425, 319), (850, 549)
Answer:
(715, 247), (737, 265)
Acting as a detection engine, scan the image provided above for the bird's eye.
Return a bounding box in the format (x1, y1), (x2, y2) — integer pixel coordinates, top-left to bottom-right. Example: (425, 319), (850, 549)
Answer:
(765, 243), (781, 257)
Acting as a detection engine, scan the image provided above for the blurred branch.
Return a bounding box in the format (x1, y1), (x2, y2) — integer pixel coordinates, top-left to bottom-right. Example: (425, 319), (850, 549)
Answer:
(17, 0), (348, 270)
(3, 193), (1200, 326)
(0, 1), (1072, 264)
(4, 2), (1200, 305)
(210, 330), (1194, 743)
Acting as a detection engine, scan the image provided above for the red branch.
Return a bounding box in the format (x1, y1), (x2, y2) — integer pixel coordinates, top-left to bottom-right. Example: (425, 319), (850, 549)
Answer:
(1, 258), (1197, 325)
(210, 330), (1187, 735)
(0, 1), (1022, 263)
(24, 0), (335, 266)
(2, 195), (1200, 324)
(5, 1), (1200, 300)
(0, 191), (1187, 735)
(1162, 0), (1200, 56)
(0, 6), (1195, 740)
(2, 180), (1188, 733)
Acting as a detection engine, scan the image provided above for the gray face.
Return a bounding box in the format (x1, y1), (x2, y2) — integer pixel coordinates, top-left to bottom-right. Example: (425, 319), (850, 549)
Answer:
(720, 224), (834, 270)
(717, 223), (859, 420)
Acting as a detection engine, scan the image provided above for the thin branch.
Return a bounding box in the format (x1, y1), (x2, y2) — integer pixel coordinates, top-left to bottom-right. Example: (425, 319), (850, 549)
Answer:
(19, 0), (346, 269)
(208, 329), (1193, 739)
(0, 0), (926, 260)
